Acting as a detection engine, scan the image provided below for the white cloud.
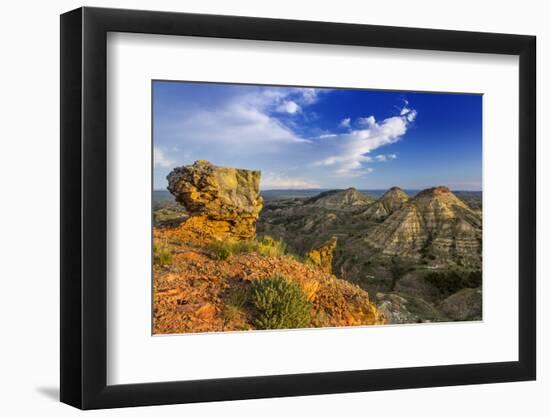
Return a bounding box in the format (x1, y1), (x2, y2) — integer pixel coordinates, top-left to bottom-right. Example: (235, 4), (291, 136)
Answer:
(172, 95), (309, 153)
(261, 172), (321, 189)
(317, 133), (338, 139)
(315, 106), (416, 177)
(296, 88), (320, 105)
(154, 147), (174, 168)
(339, 118), (351, 128)
(371, 153), (398, 162)
(276, 100), (300, 114)
(155, 83), (416, 189)
(357, 116), (376, 127)
(166, 87), (330, 156)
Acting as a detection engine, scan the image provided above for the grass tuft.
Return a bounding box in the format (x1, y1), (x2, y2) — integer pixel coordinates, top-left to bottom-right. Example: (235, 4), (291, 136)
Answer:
(208, 236), (287, 261)
(153, 242), (173, 267)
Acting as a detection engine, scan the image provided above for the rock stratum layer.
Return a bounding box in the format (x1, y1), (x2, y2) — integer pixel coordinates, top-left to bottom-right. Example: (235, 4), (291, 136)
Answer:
(167, 160), (263, 240)
(307, 188), (374, 210)
(366, 186), (482, 266)
(360, 186), (409, 221)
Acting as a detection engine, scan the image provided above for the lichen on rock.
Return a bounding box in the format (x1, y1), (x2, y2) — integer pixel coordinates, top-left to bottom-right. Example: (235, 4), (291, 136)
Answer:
(167, 160), (263, 240)
(306, 237), (338, 274)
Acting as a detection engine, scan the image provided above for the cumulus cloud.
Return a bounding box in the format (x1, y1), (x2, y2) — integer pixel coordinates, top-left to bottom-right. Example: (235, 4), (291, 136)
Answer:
(276, 100), (300, 114)
(160, 85), (331, 151)
(294, 88), (320, 105)
(261, 172), (321, 189)
(169, 91), (311, 155)
(357, 116), (376, 127)
(315, 106), (416, 177)
(154, 81), (417, 190)
(339, 118), (351, 129)
(154, 147), (174, 167)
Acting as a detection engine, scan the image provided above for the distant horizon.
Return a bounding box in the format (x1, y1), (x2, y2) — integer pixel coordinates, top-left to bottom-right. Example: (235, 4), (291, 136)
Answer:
(153, 82), (482, 191)
(153, 186), (483, 193)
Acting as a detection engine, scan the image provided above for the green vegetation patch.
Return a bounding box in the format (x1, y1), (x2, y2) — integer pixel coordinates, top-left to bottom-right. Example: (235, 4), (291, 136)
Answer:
(208, 236), (286, 260)
(424, 270), (482, 298)
(251, 276), (312, 330)
(153, 242), (173, 267)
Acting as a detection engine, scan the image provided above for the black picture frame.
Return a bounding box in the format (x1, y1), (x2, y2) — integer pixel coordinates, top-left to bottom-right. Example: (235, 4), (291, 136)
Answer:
(60, 6), (536, 410)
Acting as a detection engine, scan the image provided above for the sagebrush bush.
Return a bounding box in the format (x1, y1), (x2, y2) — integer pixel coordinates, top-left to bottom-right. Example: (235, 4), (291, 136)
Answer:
(251, 276), (311, 330)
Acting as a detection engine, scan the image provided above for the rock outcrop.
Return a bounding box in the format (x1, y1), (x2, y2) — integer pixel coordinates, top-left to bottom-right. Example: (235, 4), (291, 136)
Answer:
(306, 237), (337, 274)
(306, 188), (374, 210)
(167, 160), (263, 240)
(153, 228), (384, 334)
(360, 186), (409, 221)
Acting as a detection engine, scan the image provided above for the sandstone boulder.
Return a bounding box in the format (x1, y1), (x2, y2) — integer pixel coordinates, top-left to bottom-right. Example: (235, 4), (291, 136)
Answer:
(167, 160), (263, 240)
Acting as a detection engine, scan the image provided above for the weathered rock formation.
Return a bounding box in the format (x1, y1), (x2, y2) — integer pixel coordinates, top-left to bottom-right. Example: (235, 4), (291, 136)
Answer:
(366, 186), (482, 266)
(307, 188), (374, 210)
(167, 160), (263, 240)
(306, 237), (338, 274)
(360, 186), (409, 221)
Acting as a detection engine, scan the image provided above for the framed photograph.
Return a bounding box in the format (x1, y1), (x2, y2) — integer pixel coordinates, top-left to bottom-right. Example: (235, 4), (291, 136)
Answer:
(60, 7), (536, 409)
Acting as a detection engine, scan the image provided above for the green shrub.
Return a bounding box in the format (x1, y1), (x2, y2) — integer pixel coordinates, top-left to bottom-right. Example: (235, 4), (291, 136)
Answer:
(153, 242), (173, 267)
(424, 270), (482, 297)
(251, 276), (311, 330)
(208, 236), (286, 260)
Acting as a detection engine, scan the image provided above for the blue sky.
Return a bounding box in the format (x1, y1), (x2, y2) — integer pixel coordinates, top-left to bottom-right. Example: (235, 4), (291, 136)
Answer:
(153, 81), (482, 191)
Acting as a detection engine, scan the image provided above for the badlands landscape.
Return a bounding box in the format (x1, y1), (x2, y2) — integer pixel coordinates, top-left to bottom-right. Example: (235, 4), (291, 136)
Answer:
(153, 160), (482, 334)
